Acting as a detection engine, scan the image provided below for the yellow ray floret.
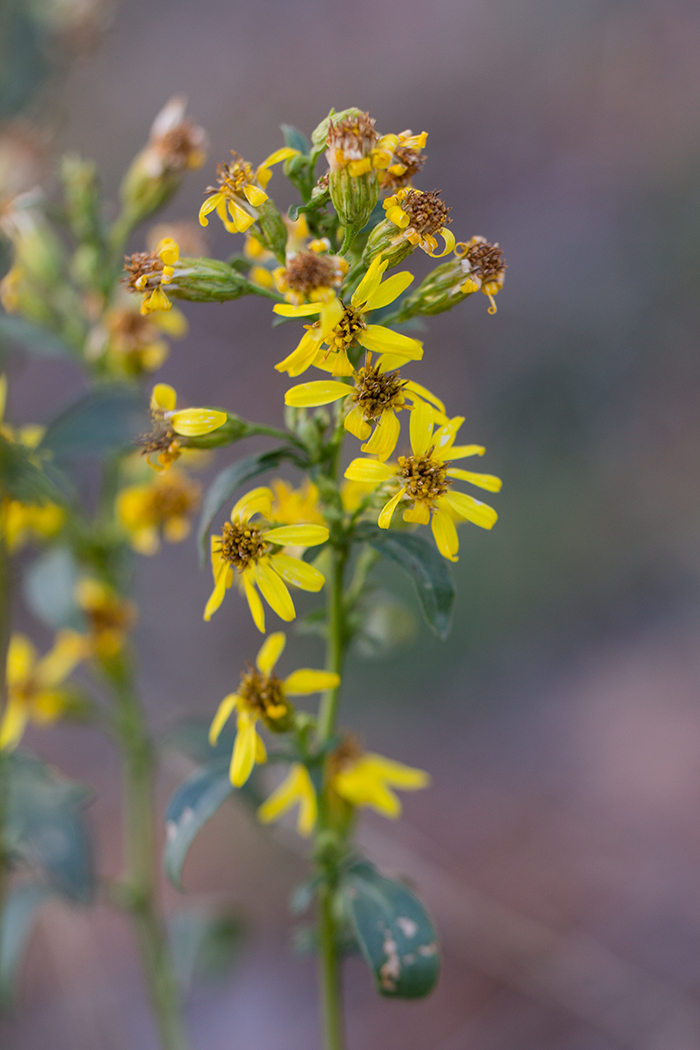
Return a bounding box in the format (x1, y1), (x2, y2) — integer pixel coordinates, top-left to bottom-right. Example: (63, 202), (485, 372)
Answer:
(208, 633), (339, 787)
(1, 631), (87, 750)
(332, 751), (430, 818)
(140, 383), (227, 473)
(199, 148), (299, 234)
(344, 401), (501, 561)
(204, 487), (329, 630)
(274, 255), (422, 378)
(257, 763), (318, 836)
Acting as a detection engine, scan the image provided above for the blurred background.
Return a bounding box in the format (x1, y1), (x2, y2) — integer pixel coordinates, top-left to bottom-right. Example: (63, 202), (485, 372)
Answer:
(2, 0), (700, 1046)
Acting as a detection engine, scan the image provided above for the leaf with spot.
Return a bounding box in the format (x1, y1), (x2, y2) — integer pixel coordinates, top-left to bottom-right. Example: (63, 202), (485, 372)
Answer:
(340, 860), (440, 999)
(197, 447), (307, 562)
(6, 753), (94, 902)
(354, 524), (455, 639)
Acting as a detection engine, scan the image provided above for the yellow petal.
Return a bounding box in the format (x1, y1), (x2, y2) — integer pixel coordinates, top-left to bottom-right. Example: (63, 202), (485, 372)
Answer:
(273, 302), (322, 318)
(255, 561), (295, 621)
(409, 400), (434, 456)
(431, 506), (459, 561)
(352, 256), (388, 309)
(284, 381), (350, 407)
(258, 147), (299, 169)
(35, 630), (86, 688)
(344, 458), (393, 483)
(344, 403), (372, 440)
(270, 553), (325, 592)
(169, 408), (227, 436)
(432, 416), (464, 453)
(141, 287), (172, 314)
(377, 486), (406, 528)
(199, 193), (223, 225)
(231, 486), (272, 524)
(357, 325), (423, 360)
(230, 713), (260, 787)
(364, 270), (414, 312)
(283, 669), (340, 695)
(243, 572), (266, 632)
(402, 380), (446, 413)
(0, 698), (28, 752)
(264, 524), (328, 547)
(257, 763), (317, 836)
(275, 330), (323, 377)
(256, 632), (286, 676)
(6, 634), (36, 687)
(446, 468), (502, 492)
(434, 444), (485, 461)
(442, 491), (497, 529)
(243, 184), (268, 207)
(361, 408), (400, 462)
(427, 227), (456, 258)
(364, 753), (430, 789)
(156, 238), (179, 266)
(151, 383), (177, 412)
(403, 502), (430, 524)
(209, 693), (239, 745)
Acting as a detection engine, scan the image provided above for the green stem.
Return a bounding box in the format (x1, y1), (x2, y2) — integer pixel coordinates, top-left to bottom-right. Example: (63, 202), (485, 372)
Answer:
(318, 881), (346, 1050)
(109, 661), (188, 1050)
(317, 546), (347, 744)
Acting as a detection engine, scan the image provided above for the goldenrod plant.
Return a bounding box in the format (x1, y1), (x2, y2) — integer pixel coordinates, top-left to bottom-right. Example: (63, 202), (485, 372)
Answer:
(0, 102), (506, 1049)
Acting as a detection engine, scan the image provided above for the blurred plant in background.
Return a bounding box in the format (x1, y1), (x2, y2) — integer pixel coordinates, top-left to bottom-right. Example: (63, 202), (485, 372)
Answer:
(0, 76), (507, 1050)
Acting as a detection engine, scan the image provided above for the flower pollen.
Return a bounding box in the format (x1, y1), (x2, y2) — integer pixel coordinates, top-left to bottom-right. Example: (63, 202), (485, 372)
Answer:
(398, 448), (452, 506)
(402, 189), (451, 238)
(284, 252), (337, 296)
(239, 666), (289, 726)
(218, 521), (267, 571)
(207, 152), (257, 201)
(353, 363), (406, 422)
(123, 251), (164, 292)
(329, 304), (366, 351)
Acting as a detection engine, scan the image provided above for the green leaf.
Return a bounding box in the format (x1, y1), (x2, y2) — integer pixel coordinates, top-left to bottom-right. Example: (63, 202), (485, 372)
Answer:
(169, 905), (245, 991)
(0, 883), (52, 1005)
(40, 386), (148, 459)
(0, 434), (62, 502)
(24, 546), (83, 631)
(164, 760), (233, 891)
(341, 860), (440, 999)
(281, 124), (310, 156)
(197, 447), (306, 563)
(6, 753), (94, 902)
(354, 525), (455, 639)
(0, 313), (75, 358)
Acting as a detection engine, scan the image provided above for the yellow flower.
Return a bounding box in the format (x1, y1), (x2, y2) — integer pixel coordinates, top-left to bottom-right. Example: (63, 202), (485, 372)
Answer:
(269, 479), (325, 526)
(93, 300), (188, 378)
(272, 243), (348, 308)
(204, 487), (329, 630)
(454, 237), (507, 314)
(376, 130), (428, 191)
(331, 747), (430, 818)
(75, 578), (137, 659)
(258, 762), (317, 836)
(345, 402), (501, 561)
(209, 632), (339, 788)
(2, 499), (65, 552)
(124, 238), (180, 315)
(116, 468), (201, 554)
(140, 96), (207, 178)
(383, 188), (455, 258)
(273, 255), (423, 378)
(284, 350), (445, 462)
(1, 631), (86, 751)
(198, 148), (299, 234)
(139, 383), (227, 472)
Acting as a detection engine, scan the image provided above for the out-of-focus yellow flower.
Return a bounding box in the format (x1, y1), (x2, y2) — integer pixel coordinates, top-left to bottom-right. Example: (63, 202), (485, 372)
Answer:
(90, 300), (187, 378)
(272, 241), (348, 308)
(274, 255), (422, 378)
(345, 402), (501, 561)
(383, 188), (455, 258)
(269, 479), (325, 526)
(124, 238), (180, 314)
(116, 468), (201, 554)
(284, 351), (445, 462)
(2, 499), (65, 552)
(140, 97), (208, 179)
(204, 487), (328, 631)
(1, 631), (86, 750)
(199, 148), (299, 234)
(0, 374), (45, 448)
(258, 762), (317, 836)
(330, 744), (430, 818)
(139, 383), (227, 472)
(209, 632), (339, 787)
(75, 578), (137, 659)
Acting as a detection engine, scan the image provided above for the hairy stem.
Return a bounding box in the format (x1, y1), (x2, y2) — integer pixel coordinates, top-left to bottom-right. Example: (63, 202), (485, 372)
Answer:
(110, 661), (188, 1050)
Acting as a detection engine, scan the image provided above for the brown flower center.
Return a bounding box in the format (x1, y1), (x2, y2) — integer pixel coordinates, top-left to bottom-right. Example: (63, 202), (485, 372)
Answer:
(158, 122), (203, 172)
(207, 152), (256, 200)
(123, 252), (164, 292)
(398, 448), (452, 506)
(238, 667), (292, 730)
(462, 237), (506, 286)
(353, 363), (406, 421)
(138, 421), (178, 457)
(328, 304), (366, 351)
(217, 521), (267, 571)
(327, 112), (378, 157)
(284, 252), (337, 295)
(381, 146), (426, 191)
(327, 734), (363, 777)
(149, 475), (201, 522)
(402, 189), (451, 237)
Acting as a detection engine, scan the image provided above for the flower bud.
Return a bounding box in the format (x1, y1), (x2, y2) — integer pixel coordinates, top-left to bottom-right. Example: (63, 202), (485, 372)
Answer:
(325, 111), (380, 235)
(124, 251), (261, 307)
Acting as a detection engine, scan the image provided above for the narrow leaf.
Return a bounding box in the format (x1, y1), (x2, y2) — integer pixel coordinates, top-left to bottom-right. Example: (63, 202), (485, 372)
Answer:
(341, 860), (440, 999)
(355, 524), (455, 639)
(164, 760), (233, 891)
(197, 447), (305, 562)
(280, 124), (310, 156)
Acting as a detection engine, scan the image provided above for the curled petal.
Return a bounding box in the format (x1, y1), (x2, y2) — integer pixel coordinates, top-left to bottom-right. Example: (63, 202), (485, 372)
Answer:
(199, 192), (223, 226)
(243, 184), (268, 207)
(275, 330), (323, 377)
(403, 502), (430, 524)
(256, 632), (286, 676)
(402, 380), (445, 413)
(232, 486), (272, 524)
(427, 227), (456, 258)
(151, 383), (177, 412)
(259, 146), (300, 169)
(378, 487), (406, 529)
